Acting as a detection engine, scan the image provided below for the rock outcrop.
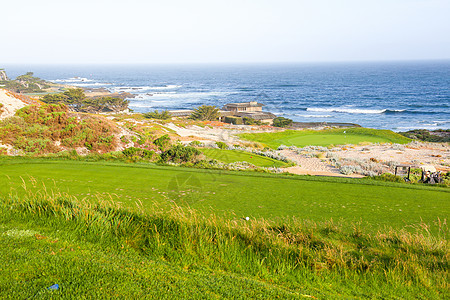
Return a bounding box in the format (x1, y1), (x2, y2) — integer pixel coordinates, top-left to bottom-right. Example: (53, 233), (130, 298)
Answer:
(0, 69), (8, 81)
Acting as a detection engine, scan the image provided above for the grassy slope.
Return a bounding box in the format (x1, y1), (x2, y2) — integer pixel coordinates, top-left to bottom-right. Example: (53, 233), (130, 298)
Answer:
(200, 148), (288, 167)
(0, 192), (447, 299)
(0, 158), (448, 233)
(239, 127), (411, 149)
(0, 216), (301, 299)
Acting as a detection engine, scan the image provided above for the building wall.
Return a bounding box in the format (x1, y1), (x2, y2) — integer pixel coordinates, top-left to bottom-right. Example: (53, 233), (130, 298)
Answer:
(247, 106), (262, 112)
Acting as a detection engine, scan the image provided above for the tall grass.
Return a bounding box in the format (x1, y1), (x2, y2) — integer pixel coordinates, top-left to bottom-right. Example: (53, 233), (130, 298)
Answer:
(1, 184), (448, 298)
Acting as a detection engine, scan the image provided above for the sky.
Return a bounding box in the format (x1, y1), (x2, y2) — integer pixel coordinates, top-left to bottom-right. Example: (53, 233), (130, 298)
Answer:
(2, 0), (450, 64)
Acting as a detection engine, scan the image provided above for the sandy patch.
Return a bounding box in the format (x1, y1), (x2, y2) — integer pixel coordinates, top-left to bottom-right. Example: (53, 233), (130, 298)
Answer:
(335, 143), (450, 172)
(0, 89), (27, 119)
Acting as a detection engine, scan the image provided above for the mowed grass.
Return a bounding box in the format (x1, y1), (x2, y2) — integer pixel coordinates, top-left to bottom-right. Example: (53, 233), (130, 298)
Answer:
(239, 127), (411, 149)
(0, 158), (448, 233)
(200, 148), (288, 167)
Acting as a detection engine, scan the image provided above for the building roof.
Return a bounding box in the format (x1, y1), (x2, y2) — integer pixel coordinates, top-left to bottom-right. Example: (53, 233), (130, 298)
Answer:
(169, 110), (193, 117)
(224, 101), (264, 108)
(235, 111), (277, 120)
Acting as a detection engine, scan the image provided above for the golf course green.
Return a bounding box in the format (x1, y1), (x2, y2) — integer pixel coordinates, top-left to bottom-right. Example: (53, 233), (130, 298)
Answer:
(240, 127), (411, 148)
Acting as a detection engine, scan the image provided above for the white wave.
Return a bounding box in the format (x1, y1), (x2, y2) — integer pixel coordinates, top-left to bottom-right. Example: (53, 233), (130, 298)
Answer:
(110, 85), (182, 93)
(131, 103), (172, 108)
(131, 91), (228, 101)
(111, 86), (153, 93)
(147, 85), (182, 90)
(306, 107), (386, 114)
(395, 124), (445, 131)
(295, 114), (332, 118)
(51, 77), (93, 83)
(71, 82), (112, 87)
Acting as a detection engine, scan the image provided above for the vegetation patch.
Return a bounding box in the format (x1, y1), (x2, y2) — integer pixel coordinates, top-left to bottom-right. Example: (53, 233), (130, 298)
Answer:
(0, 72), (50, 93)
(0, 103), (118, 154)
(240, 127), (411, 148)
(399, 129), (450, 143)
(42, 88), (129, 113)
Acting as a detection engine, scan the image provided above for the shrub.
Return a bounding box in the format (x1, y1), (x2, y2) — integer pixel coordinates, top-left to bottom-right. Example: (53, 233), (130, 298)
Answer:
(215, 141), (227, 149)
(189, 141), (202, 147)
(224, 116), (243, 125)
(370, 173), (404, 183)
(122, 147), (155, 160)
(153, 134), (171, 151)
(243, 117), (262, 125)
(160, 145), (201, 163)
(339, 165), (364, 175)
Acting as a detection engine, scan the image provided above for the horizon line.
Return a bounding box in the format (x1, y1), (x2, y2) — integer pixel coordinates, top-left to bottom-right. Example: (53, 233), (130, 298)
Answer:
(1, 58), (450, 66)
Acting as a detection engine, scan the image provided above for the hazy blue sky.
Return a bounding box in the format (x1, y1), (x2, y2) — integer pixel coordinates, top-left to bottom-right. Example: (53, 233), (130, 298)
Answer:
(2, 0), (449, 64)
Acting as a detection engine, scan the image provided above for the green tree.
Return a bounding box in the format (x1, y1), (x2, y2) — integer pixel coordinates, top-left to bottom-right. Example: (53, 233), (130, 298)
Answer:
(63, 88), (86, 104)
(272, 117), (293, 128)
(41, 93), (69, 104)
(190, 105), (220, 121)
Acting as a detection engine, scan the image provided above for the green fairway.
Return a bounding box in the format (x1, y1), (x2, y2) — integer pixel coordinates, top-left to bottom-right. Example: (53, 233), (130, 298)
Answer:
(200, 148), (288, 167)
(0, 158), (447, 232)
(239, 127), (411, 148)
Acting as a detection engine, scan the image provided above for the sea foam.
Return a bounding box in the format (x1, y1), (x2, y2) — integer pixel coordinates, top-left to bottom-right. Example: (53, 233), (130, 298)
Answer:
(307, 107), (387, 114)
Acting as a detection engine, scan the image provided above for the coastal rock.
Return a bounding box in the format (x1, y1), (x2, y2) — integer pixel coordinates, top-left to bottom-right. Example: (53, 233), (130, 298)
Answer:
(0, 69), (8, 81)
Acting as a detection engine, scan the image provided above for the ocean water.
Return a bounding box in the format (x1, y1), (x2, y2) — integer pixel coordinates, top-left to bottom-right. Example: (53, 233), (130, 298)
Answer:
(3, 61), (450, 131)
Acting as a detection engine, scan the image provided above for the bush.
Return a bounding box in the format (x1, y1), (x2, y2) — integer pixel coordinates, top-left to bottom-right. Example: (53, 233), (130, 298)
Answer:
(370, 173), (404, 183)
(224, 116), (243, 125)
(189, 141), (202, 147)
(160, 145), (201, 163)
(153, 134), (171, 151)
(243, 117), (262, 125)
(122, 147), (155, 160)
(215, 141), (227, 149)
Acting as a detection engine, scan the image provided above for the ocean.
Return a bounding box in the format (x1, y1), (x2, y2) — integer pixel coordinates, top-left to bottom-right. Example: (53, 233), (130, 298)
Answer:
(3, 61), (450, 131)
